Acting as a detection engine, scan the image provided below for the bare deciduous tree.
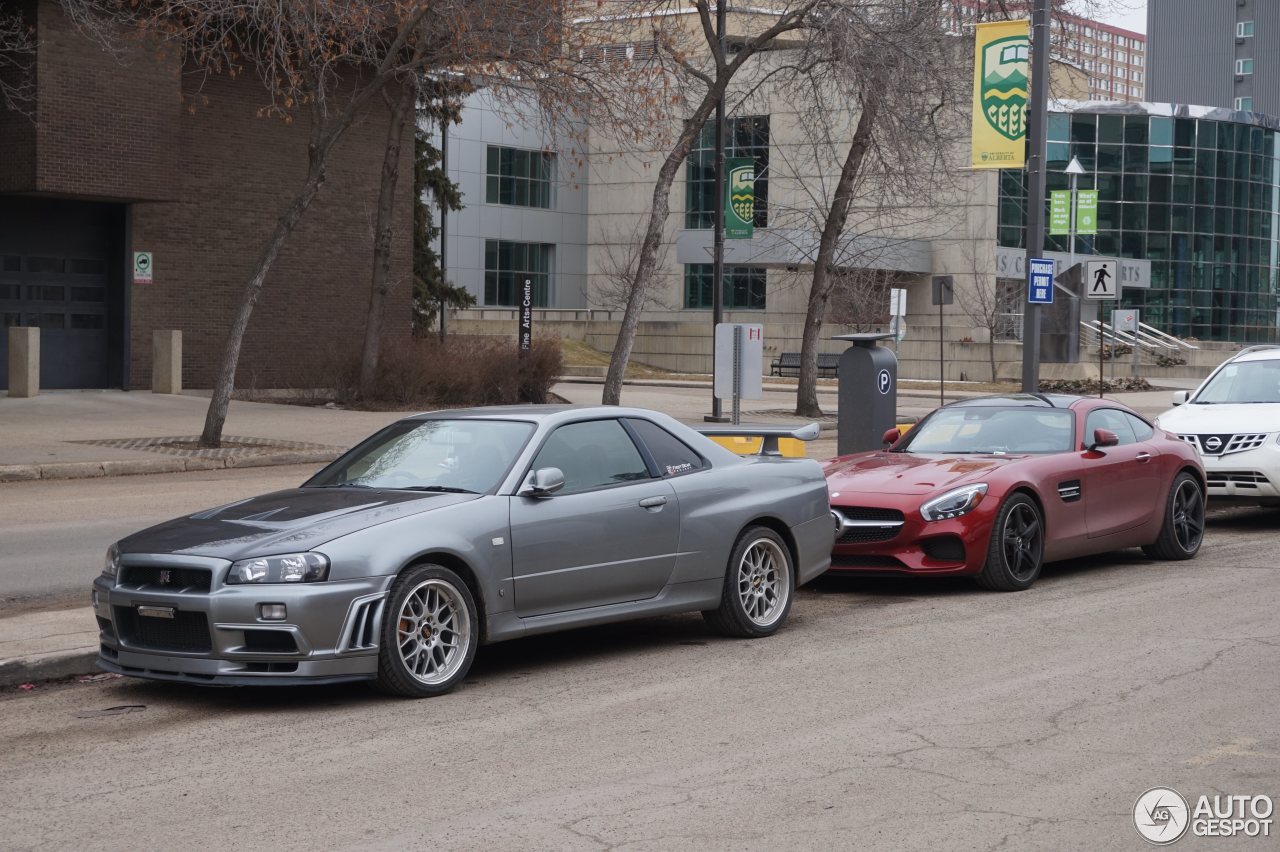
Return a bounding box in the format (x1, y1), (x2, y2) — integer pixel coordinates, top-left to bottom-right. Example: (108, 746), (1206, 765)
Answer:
(0, 5), (36, 116)
(62, 0), (567, 445)
(586, 0), (824, 406)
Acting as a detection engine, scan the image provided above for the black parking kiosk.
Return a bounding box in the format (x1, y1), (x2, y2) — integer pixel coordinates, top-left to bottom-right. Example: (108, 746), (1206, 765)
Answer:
(834, 332), (898, 456)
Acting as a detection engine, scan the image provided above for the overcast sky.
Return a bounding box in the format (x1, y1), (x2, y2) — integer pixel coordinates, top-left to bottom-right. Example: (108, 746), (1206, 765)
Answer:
(1091, 1), (1147, 34)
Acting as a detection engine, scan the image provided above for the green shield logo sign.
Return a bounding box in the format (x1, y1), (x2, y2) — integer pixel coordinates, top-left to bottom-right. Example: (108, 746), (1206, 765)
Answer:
(726, 158), (754, 240)
(981, 35), (1028, 141)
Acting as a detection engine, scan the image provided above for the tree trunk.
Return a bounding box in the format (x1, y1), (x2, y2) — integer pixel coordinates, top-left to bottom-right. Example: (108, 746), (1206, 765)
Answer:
(796, 97), (882, 418)
(199, 149), (327, 447)
(989, 336), (998, 383)
(359, 81), (416, 399)
(602, 94), (722, 406)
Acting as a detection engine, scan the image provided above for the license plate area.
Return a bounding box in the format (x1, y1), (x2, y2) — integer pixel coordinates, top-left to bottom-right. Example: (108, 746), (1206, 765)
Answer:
(137, 605), (176, 619)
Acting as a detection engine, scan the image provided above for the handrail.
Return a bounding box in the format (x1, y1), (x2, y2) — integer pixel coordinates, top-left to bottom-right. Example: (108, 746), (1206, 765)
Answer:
(1079, 320), (1197, 351)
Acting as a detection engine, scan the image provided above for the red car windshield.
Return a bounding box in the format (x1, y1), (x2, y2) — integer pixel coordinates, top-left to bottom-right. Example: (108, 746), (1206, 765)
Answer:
(900, 407), (1076, 455)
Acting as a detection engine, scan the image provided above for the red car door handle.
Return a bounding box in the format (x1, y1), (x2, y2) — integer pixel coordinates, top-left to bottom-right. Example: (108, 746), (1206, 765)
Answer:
(1135, 452), (1152, 463)
(638, 496), (667, 509)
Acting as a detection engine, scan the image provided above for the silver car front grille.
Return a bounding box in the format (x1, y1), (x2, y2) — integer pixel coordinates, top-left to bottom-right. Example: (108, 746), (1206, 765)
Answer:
(1179, 433), (1270, 456)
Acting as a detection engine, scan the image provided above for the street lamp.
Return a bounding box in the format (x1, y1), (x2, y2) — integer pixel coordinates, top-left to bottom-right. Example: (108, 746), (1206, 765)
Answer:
(1064, 155), (1086, 273)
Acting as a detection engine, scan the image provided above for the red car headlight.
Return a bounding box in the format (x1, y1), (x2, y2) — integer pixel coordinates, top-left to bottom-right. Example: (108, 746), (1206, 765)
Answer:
(920, 484), (989, 522)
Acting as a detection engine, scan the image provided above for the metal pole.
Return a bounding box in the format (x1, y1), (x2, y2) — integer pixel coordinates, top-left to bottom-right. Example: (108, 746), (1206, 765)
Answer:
(1020, 0), (1051, 393)
(439, 117), (448, 343)
(1099, 306), (1105, 397)
(939, 298), (944, 407)
(710, 0), (726, 421)
(1068, 170), (1077, 273)
(732, 324), (742, 425)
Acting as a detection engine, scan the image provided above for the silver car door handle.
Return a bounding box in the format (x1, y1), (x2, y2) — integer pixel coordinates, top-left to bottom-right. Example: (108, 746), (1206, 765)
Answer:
(1135, 452), (1152, 463)
(638, 496), (667, 509)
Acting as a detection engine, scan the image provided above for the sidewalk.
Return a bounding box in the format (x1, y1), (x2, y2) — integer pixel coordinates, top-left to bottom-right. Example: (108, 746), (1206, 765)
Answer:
(0, 391), (405, 482)
(0, 607), (99, 688)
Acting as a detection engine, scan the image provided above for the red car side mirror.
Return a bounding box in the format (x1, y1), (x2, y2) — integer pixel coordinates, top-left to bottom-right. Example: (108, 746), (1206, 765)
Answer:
(882, 428), (901, 446)
(1090, 428), (1119, 450)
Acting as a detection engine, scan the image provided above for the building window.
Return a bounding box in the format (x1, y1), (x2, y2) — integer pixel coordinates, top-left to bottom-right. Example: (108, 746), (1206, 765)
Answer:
(1237, 21), (1254, 38)
(1133, 55), (1144, 67)
(484, 240), (553, 307)
(1235, 96), (1253, 111)
(1133, 71), (1143, 82)
(683, 264), (766, 310)
(485, 146), (555, 209)
(686, 115), (770, 229)
(1131, 85), (1142, 96)
(1235, 58), (1254, 75)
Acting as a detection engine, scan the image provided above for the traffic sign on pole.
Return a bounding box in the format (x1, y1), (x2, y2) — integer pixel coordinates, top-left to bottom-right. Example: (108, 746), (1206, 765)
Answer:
(1028, 258), (1055, 304)
(1086, 260), (1118, 300)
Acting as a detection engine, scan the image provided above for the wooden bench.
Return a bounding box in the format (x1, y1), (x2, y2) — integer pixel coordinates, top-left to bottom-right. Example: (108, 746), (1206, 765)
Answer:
(770, 352), (840, 378)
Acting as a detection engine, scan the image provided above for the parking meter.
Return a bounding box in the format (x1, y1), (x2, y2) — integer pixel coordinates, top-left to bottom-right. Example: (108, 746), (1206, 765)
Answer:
(834, 333), (898, 456)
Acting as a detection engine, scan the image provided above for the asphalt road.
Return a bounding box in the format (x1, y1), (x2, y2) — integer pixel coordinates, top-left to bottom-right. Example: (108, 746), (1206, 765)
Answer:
(0, 464), (324, 611)
(3, 507), (1277, 851)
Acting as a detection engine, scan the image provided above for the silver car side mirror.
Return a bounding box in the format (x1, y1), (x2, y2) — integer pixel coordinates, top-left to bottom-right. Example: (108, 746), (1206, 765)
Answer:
(1171, 390), (1189, 406)
(520, 467), (565, 497)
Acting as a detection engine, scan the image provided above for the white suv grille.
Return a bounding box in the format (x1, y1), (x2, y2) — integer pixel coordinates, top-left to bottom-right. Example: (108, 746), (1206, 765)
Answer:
(1179, 433), (1270, 456)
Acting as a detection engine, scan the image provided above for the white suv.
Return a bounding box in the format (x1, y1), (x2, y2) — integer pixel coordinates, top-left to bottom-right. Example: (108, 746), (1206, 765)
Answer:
(1155, 345), (1280, 505)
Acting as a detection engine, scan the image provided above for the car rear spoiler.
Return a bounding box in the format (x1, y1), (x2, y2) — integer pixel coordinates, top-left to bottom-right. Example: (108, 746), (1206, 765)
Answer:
(695, 422), (821, 456)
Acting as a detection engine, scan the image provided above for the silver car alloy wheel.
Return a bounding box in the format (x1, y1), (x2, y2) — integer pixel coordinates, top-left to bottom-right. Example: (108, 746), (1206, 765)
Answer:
(737, 538), (790, 628)
(396, 578), (471, 685)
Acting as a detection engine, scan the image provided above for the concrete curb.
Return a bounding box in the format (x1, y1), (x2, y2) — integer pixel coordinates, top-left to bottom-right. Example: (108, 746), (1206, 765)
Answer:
(0, 449), (342, 483)
(0, 649), (100, 689)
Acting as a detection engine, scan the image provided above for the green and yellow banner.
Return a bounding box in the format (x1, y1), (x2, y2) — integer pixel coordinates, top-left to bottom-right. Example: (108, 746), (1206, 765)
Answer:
(725, 157), (754, 240)
(971, 19), (1029, 169)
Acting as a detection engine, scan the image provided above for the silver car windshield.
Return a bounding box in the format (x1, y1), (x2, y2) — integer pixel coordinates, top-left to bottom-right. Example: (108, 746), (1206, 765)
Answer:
(1194, 360), (1280, 404)
(901, 408), (1075, 455)
(309, 419), (534, 493)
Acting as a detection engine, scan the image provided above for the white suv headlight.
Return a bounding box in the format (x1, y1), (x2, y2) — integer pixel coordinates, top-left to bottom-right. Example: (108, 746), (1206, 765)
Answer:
(920, 484), (989, 521)
(226, 553), (329, 584)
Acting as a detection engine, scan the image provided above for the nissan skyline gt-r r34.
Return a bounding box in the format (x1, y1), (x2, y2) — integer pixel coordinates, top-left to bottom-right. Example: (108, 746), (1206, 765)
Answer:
(92, 407), (834, 697)
(822, 394), (1206, 591)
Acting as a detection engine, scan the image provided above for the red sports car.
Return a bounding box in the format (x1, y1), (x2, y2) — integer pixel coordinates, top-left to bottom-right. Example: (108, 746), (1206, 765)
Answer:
(822, 394), (1206, 590)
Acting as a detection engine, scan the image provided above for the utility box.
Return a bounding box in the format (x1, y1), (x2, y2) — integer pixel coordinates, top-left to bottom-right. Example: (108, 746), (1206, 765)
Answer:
(834, 332), (897, 456)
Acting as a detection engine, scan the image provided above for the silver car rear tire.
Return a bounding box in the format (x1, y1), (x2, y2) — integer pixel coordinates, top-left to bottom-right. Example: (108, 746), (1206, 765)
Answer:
(375, 564), (478, 698)
(703, 526), (794, 638)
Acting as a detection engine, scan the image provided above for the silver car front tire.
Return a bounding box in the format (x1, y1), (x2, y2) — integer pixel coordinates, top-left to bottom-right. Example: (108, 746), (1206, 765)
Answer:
(703, 526), (794, 638)
(376, 564), (478, 698)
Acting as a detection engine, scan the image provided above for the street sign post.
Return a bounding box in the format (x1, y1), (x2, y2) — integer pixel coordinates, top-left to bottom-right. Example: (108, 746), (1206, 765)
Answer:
(932, 275), (954, 405)
(1087, 261), (1119, 395)
(1113, 308), (1140, 378)
(714, 322), (763, 424)
(889, 287), (907, 343)
(1028, 257), (1055, 305)
(1086, 260), (1117, 299)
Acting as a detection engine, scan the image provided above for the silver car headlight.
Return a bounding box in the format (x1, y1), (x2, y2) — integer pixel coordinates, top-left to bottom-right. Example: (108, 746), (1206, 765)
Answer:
(226, 552), (329, 584)
(102, 542), (121, 579)
(920, 484), (989, 522)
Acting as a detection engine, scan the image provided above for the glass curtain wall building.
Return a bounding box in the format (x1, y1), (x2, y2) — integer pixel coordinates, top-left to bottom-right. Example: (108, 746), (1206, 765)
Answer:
(999, 103), (1280, 342)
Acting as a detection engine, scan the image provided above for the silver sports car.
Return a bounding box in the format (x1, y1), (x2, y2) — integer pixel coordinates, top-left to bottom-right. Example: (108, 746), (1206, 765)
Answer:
(92, 406), (833, 697)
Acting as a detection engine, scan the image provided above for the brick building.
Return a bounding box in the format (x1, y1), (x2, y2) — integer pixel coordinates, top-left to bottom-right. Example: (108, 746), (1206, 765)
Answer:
(0, 0), (412, 390)
(944, 1), (1146, 102)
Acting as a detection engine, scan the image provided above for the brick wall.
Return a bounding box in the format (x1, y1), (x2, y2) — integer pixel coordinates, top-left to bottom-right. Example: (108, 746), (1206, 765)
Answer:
(130, 68), (414, 389)
(33, 1), (181, 200)
(0, 0), (413, 389)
